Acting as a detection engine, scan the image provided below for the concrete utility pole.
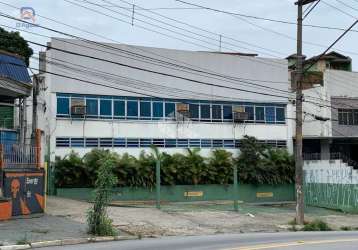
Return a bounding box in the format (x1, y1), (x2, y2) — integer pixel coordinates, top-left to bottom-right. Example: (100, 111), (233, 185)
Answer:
(294, 0), (318, 225)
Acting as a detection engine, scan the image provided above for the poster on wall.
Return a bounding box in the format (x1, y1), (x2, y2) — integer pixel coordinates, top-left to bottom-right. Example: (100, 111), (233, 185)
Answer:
(3, 170), (44, 217)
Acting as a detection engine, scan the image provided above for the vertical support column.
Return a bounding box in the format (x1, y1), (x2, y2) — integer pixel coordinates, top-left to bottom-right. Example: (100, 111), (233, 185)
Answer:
(35, 129), (41, 169)
(233, 165), (238, 212)
(295, 1), (305, 225)
(0, 144), (3, 169)
(156, 160), (161, 209)
(0, 144), (4, 197)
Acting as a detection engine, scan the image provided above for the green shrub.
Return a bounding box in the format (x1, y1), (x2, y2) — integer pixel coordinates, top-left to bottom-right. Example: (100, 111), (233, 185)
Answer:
(207, 149), (233, 185)
(54, 151), (88, 188)
(302, 220), (331, 231)
(87, 158), (118, 236)
(237, 136), (295, 184)
(54, 136), (295, 188)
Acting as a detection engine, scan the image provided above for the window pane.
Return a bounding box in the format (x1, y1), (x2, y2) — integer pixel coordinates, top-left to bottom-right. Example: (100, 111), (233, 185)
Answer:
(114, 100), (125, 116)
(140, 101), (151, 117)
(223, 105), (233, 120)
(100, 99), (112, 116)
(348, 110), (354, 125)
(276, 107), (285, 122)
(189, 104), (199, 119)
(57, 97), (69, 115)
(86, 99), (98, 116)
(342, 112), (348, 125)
(153, 102), (163, 118)
(200, 104), (210, 119)
(165, 103), (175, 118)
(265, 107), (275, 122)
(338, 109), (343, 125)
(255, 107), (265, 121)
(354, 110), (358, 125)
(245, 106), (254, 121)
(127, 100), (138, 117)
(212, 105), (222, 120)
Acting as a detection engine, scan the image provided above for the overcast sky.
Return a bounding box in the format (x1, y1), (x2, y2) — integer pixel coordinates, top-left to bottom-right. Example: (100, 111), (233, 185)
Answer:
(1, 0), (358, 70)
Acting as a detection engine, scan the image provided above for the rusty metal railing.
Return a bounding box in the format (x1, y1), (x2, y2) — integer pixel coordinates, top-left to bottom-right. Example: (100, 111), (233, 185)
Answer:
(0, 144), (39, 169)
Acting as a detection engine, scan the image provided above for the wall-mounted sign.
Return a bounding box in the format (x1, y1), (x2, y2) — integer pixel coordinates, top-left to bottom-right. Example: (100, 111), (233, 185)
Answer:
(256, 192), (274, 198)
(184, 191), (204, 197)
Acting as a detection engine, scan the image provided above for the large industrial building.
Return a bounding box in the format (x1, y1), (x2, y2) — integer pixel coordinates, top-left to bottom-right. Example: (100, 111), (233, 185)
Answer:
(37, 38), (293, 160)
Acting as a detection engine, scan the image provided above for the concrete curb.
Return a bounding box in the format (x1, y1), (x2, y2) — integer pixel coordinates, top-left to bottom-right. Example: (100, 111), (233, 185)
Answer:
(0, 236), (139, 249)
(0, 245), (31, 250)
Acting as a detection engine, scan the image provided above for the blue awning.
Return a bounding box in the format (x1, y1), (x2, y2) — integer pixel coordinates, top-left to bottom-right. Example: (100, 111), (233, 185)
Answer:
(0, 53), (31, 83)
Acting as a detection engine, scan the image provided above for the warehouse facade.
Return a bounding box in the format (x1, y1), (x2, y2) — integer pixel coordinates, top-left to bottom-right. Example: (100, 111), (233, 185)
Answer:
(38, 38), (293, 160)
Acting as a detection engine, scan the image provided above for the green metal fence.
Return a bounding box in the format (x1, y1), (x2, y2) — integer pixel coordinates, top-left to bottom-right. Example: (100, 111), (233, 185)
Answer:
(56, 184), (295, 204)
(304, 183), (358, 213)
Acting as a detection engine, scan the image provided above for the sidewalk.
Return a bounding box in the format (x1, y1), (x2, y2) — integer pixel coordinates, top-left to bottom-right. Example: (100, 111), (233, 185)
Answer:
(0, 214), (88, 246)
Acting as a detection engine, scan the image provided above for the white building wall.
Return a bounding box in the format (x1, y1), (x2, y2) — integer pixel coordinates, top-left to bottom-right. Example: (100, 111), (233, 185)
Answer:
(41, 38), (293, 160)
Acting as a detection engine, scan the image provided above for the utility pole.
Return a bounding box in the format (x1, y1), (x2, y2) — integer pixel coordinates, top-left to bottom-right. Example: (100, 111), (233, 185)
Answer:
(294, 0), (318, 225)
(32, 75), (39, 140)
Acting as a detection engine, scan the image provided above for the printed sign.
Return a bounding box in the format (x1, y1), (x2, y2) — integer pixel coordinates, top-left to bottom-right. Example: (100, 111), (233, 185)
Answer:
(256, 192), (274, 198)
(184, 191), (204, 197)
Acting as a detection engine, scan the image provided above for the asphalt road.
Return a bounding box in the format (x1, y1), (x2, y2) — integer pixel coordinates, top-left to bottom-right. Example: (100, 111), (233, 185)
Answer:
(43, 232), (358, 250)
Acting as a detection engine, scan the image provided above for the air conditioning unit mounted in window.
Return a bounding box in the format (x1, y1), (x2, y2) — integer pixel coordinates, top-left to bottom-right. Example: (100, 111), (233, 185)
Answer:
(233, 112), (248, 123)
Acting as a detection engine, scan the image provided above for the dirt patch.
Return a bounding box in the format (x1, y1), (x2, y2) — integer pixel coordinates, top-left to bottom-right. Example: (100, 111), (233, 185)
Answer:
(46, 197), (358, 237)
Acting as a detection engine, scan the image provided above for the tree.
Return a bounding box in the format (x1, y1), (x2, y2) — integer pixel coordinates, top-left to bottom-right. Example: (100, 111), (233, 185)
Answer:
(0, 27), (33, 66)
(87, 158), (118, 236)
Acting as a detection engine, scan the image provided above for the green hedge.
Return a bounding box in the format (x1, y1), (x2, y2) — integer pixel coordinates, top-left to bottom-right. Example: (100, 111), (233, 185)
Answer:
(54, 136), (295, 188)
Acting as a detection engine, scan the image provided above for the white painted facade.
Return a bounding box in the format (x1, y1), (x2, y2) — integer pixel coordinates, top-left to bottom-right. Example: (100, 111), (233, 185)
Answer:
(302, 69), (358, 138)
(38, 38), (293, 160)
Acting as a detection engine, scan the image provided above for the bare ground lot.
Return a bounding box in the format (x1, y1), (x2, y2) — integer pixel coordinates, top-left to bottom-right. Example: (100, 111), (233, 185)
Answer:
(46, 197), (358, 237)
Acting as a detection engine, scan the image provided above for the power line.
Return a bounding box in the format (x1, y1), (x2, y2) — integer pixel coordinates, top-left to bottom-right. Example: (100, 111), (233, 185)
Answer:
(175, 0), (358, 33)
(103, 0), (285, 57)
(0, 24), (292, 99)
(335, 0), (358, 13)
(175, 1), (358, 56)
(0, 1), (292, 77)
(79, 0), (281, 57)
(303, 0), (321, 19)
(321, 0), (357, 19)
(303, 19), (358, 73)
(0, 33), (290, 99)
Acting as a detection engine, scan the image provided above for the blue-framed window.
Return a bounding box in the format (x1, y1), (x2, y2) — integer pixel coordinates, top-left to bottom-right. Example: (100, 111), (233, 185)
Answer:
(57, 137), (287, 149)
(245, 106), (255, 121)
(86, 99), (98, 117)
(223, 105), (233, 120)
(140, 101), (151, 118)
(113, 138), (126, 147)
(100, 138), (113, 147)
(153, 139), (165, 147)
(70, 138), (84, 147)
(85, 138), (98, 147)
(152, 102), (163, 119)
(114, 100), (125, 117)
(201, 139), (212, 148)
(57, 97), (69, 115)
(56, 137), (70, 147)
(255, 107), (265, 122)
(189, 104), (199, 120)
(56, 94), (287, 125)
(100, 99), (112, 117)
(165, 139), (177, 148)
(276, 107), (285, 122)
(189, 139), (201, 147)
(265, 107), (275, 123)
(165, 103), (175, 118)
(127, 138), (139, 147)
(212, 105), (222, 121)
(140, 139), (152, 147)
(127, 100), (138, 117)
(200, 104), (211, 120)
